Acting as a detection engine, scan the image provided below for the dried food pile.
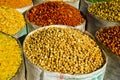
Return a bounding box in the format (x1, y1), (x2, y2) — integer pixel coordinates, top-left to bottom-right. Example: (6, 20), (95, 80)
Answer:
(88, 1), (120, 22)
(0, 32), (22, 80)
(96, 26), (120, 56)
(24, 27), (105, 75)
(0, 0), (32, 8)
(0, 6), (25, 35)
(27, 1), (84, 26)
(87, 0), (109, 3)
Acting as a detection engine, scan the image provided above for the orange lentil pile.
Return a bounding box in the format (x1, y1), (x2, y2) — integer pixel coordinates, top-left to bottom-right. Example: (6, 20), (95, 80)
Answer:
(27, 1), (84, 26)
(96, 26), (120, 56)
(0, 0), (32, 8)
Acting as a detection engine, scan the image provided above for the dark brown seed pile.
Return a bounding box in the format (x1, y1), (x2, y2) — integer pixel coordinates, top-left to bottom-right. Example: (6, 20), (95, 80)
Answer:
(96, 26), (120, 55)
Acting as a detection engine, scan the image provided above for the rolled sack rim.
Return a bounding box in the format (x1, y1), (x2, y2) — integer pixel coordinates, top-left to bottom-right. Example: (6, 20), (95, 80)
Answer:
(0, 31), (24, 80)
(23, 25), (108, 78)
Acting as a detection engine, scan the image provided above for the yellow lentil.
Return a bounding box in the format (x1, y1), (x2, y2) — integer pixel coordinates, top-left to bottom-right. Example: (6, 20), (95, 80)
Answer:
(0, 6), (26, 35)
(0, 0), (32, 8)
(0, 32), (22, 80)
(24, 27), (105, 75)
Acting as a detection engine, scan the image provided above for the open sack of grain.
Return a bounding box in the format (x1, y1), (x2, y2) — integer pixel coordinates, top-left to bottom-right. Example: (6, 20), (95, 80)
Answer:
(32, 0), (80, 9)
(25, 1), (86, 33)
(23, 25), (107, 80)
(79, 0), (109, 16)
(0, 6), (26, 38)
(95, 26), (120, 80)
(86, 1), (120, 36)
(0, 0), (33, 13)
(0, 32), (25, 80)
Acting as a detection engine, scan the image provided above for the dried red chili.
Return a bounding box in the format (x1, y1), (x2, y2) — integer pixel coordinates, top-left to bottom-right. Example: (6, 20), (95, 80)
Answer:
(96, 26), (120, 56)
(27, 1), (84, 26)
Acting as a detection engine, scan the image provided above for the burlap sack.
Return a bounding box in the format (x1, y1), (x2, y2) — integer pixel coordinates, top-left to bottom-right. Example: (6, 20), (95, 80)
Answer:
(23, 25), (107, 80)
(95, 30), (120, 80)
(86, 12), (120, 37)
(32, 0), (80, 9)
(79, 0), (92, 16)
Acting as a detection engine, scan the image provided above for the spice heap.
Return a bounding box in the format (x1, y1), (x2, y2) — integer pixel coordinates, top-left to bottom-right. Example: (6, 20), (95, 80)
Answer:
(27, 1), (84, 26)
(24, 26), (105, 75)
(0, 6), (26, 35)
(0, 0), (32, 8)
(88, 1), (120, 22)
(96, 26), (120, 56)
(42, 0), (78, 2)
(0, 32), (22, 80)
(87, 0), (109, 3)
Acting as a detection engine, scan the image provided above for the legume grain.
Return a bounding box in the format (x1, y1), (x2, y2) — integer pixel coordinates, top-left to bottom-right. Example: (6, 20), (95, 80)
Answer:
(88, 1), (120, 22)
(0, 0), (32, 8)
(24, 26), (105, 75)
(0, 32), (22, 80)
(87, 0), (109, 3)
(0, 6), (26, 35)
(96, 26), (120, 56)
(27, 1), (84, 26)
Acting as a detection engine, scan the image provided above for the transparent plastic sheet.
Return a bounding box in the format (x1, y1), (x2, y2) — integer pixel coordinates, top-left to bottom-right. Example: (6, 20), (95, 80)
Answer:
(86, 12), (120, 37)
(32, 0), (80, 9)
(14, 26), (27, 39)
(79, 0), (92, 16)
(95, 32), (120, 80)
(23, 25), (107, 80)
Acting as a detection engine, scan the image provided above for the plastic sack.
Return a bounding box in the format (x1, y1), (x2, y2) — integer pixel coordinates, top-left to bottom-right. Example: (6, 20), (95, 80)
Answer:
(95, 29), (120, 80)
(25, 10), (86, 33)
(79, 0), (92, 16)
(23, 25), (107, 80)
(86, 12), (120, 37)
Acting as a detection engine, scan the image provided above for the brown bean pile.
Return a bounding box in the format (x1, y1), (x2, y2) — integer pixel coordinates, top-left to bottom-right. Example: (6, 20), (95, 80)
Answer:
(27, 1), (84, 26)
(23, 26), (105, 75)
(96, 26), (120, 56)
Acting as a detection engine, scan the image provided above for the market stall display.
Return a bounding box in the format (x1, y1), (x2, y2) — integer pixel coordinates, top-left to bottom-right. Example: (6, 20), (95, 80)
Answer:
(26, 1), (85, 32)
(23, 25), (107, 80)
(0, 0), (119, 80)
(0, 0), (33, 13)
(0, 6), (26, 38)
(0, 32), (25, 80)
